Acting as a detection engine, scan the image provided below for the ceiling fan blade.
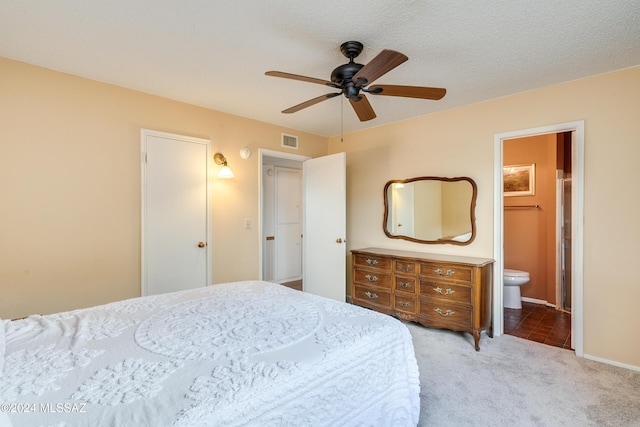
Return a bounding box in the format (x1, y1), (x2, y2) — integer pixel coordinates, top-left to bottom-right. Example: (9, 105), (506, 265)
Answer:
(369, 85), (446, 100)
(282, 92), (341, 114)
(349, 94), (376, 121)
(266, 71), (340, 88)
(352, 50), (408, 87)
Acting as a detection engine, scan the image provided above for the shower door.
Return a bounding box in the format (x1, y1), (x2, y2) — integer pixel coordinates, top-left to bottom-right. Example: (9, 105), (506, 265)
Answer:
(561, 178), (572, 312)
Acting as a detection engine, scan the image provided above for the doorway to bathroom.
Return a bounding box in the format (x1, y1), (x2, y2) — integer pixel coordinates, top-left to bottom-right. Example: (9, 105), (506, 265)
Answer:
(493, 121), (584, 356)
(502, 132), (573, 349)
(503, 133), (572, 310)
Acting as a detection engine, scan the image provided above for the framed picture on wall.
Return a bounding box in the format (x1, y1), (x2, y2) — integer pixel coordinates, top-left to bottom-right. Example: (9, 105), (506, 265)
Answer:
(503, 164), (536, 196)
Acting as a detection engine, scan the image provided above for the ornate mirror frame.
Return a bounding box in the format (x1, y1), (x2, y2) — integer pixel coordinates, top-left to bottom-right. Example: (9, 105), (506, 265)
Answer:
(383, 176), (477, 245)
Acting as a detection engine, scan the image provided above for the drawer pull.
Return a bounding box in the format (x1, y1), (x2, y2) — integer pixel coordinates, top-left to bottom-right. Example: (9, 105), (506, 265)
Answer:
(434, 268), (455, 276)
(434, 308), (455, 317)
(433, 287), (455, 295)
(399, 281), (411, 288)
(365, 274), (378, 282)
(398, 263), (413, 272)
(398, 301), (412, 307)
(365, 259), (379, 266)
(364, 291), (379, 299)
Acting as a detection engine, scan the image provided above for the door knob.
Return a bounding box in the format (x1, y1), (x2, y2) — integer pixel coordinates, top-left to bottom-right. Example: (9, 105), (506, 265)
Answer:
(336, 238), (346, 243)
(197, 242), (207, 248)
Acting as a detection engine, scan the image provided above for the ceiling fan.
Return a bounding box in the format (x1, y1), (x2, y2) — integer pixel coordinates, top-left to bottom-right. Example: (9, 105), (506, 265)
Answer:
(265, 41), (446, 122)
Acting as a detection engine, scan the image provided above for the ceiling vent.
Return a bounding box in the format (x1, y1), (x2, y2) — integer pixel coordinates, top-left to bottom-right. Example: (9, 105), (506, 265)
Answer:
(281, 133), (298, 150)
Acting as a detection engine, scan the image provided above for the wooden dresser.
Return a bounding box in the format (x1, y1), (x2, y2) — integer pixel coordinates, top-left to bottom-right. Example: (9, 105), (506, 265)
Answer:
(351, 247), (494, 351)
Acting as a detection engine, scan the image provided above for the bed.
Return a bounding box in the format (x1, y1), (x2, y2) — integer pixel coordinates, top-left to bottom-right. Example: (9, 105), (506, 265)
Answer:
(0, 280), (420, 426)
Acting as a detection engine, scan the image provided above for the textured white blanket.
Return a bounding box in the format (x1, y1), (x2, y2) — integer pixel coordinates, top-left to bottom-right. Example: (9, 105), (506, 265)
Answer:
(1, 281), (419, 426)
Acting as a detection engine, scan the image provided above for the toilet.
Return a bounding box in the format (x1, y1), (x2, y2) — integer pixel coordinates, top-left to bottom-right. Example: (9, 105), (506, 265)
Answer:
(503, 269), (530, 309)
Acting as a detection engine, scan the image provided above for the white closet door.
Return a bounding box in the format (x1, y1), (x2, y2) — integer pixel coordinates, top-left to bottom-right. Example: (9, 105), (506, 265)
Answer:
(141, 130), (210, 296)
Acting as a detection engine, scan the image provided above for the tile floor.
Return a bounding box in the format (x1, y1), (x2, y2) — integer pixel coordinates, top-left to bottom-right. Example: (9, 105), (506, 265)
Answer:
(504, 301), (572, 350)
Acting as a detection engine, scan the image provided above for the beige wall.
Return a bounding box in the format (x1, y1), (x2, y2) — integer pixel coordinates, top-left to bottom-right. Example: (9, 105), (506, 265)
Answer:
(329, 66), (640, 368)
(0, 57), (328, 319)
(2, 55), (640, 369)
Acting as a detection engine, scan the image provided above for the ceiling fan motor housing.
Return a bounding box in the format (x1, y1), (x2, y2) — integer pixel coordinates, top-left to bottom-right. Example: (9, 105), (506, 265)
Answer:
(331, 62), (364, 99)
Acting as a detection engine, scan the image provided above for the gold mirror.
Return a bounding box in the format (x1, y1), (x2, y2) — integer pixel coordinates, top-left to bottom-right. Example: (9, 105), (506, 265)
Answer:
(383, 176), (477, 245)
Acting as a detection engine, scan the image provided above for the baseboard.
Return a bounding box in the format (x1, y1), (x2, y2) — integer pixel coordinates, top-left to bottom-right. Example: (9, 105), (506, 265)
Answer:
(521, 297), (556, 308)
(582, 353), (640, 372)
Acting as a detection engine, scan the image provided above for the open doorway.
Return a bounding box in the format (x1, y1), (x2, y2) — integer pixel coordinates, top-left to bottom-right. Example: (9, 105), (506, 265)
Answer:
(494, 121), (584, 357)
(259, 149), (347, 301)
(259, 149), (309, 290)
(501, 132), (573, 349)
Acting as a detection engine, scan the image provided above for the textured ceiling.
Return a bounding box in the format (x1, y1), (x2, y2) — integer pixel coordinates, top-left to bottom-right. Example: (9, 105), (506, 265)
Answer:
(1, 1), (639, 137)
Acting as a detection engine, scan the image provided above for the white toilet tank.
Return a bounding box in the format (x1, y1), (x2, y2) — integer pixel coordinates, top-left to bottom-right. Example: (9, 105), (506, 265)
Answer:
(504, 269), (530, 284)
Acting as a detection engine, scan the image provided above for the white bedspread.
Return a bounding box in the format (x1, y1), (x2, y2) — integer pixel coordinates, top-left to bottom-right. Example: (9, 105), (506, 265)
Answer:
(1, 281), (419, 426)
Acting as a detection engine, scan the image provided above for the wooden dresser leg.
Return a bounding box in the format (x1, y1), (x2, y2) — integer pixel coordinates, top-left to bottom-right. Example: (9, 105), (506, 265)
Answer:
(473, 331), (481, 351)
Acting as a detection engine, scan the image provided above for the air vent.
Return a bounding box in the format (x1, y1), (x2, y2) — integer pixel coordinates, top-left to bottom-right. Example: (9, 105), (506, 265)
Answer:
(281, 133), (298, 150)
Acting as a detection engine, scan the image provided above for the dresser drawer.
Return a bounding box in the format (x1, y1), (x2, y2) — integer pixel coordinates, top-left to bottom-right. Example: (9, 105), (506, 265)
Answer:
(420, 262), (473, 283)
(354, 268), (392, 288)
(353, 284), (392, 308)
(394, 260), (416, 275)
(419, 280), (471, 304)
(419, 300), (472, 329)
(353, 253), (392, 271)
(394, 294), (417, 314)
(395, 276), (417, 293)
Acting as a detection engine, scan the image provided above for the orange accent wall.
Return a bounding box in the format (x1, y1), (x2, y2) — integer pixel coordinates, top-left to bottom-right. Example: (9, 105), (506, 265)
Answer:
(504, 134), (558, 305)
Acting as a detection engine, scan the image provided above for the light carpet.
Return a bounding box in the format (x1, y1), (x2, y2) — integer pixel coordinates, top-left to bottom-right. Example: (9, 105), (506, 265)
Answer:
(406, 323), (640, 426)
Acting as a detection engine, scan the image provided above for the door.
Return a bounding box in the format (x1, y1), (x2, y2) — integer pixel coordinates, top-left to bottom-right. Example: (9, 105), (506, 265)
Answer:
(393, 183), (415, 236)
(141, 129), (210, 296)
(275, 167), (302, 282)
(303, 152), (347, 301)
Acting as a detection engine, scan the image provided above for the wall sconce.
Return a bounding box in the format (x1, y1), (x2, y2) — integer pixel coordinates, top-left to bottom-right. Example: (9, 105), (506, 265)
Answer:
(214, 153), (234, 179)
